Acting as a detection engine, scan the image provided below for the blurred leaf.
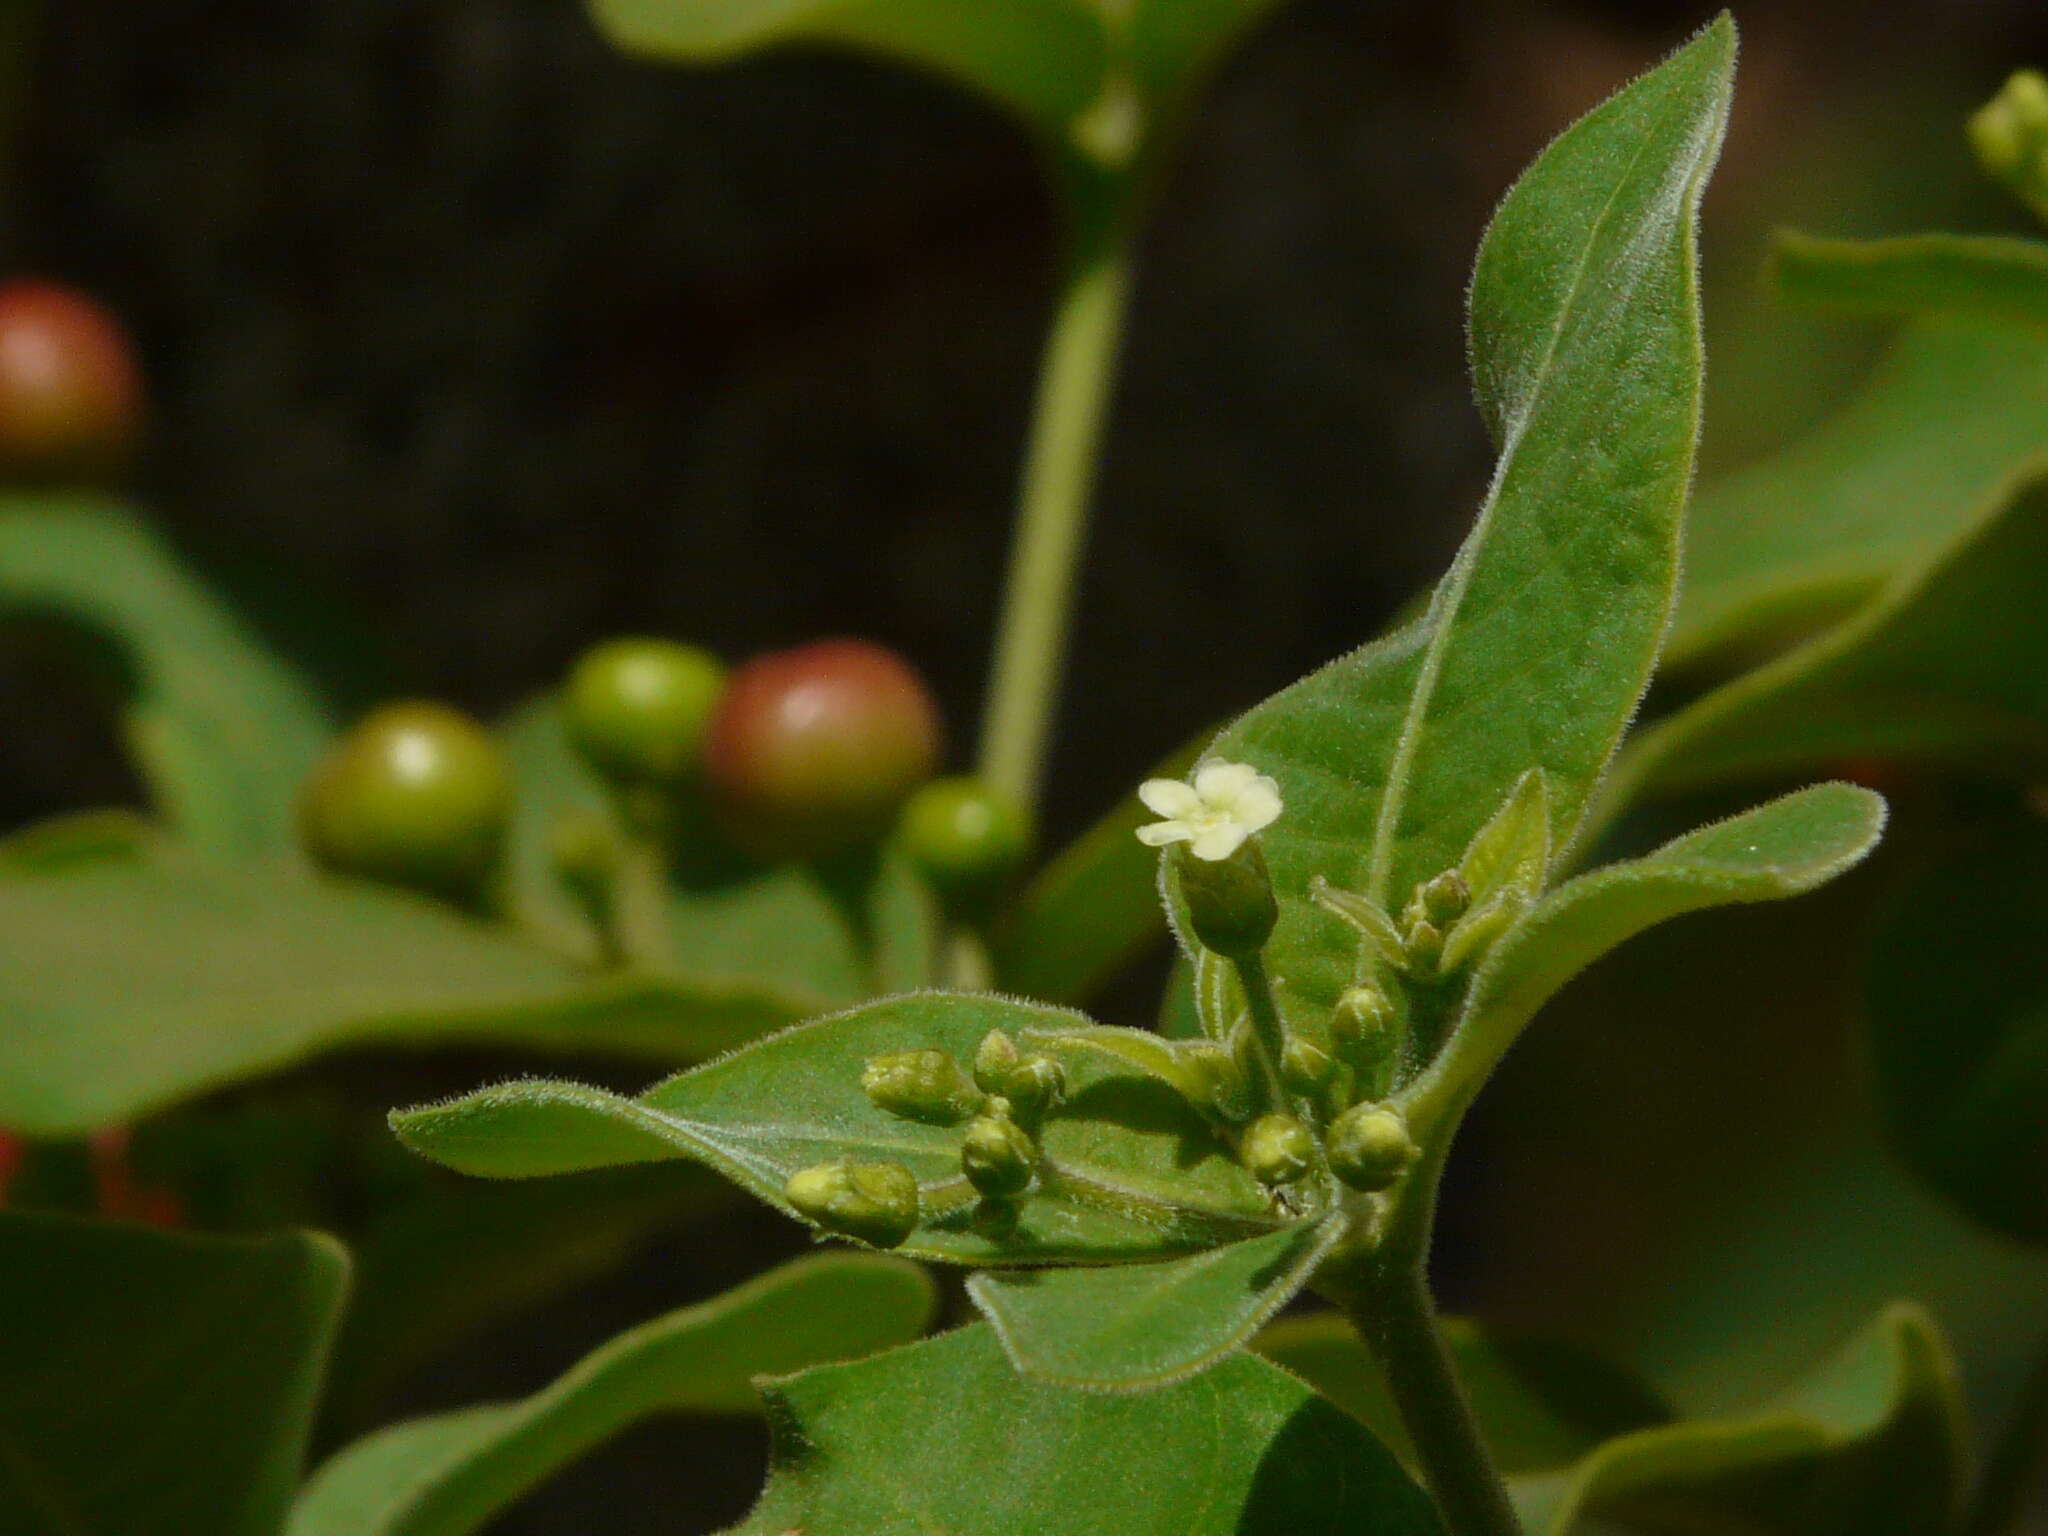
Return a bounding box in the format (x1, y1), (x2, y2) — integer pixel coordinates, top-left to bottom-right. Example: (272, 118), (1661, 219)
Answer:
(1771, 230), (2048, 328)
(394, 992), (1282, 1265)
(967, 1213), (1344, 1391)
(1864, 821), (2048, 1246)
(724, 1321), (1443, 1535)
(1514, 1304), (1964, 1536)
(0, 805), (152, 874)
(0, 846), (835, 1135)
(0, 497), (332, 857)
(291, 1252), (936, 1536)
(0, 1210), (346, 1535)
(587, 0), (1109, 141)
(1420, 783), (1885, 1116)
(1613, 465), (2048, 804)
(1128, 0), (1285, 112)
(1190, 23), (1731, 1042)
(992, 730), (1202, 1005)
(1255, 1312), (1669, 1475)
(1670, 316), (2048, 670)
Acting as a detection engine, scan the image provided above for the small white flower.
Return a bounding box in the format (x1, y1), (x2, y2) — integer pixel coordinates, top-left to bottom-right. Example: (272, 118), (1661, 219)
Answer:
(1135, 761), (1283, 861)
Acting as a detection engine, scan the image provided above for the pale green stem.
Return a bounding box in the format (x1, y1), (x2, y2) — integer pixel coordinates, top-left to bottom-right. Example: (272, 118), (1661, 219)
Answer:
(944, 928), (994, 990)
(611, 836), (674, 970)
(1231, 952), (1292, 1115)
(975, 248), (1135, 813)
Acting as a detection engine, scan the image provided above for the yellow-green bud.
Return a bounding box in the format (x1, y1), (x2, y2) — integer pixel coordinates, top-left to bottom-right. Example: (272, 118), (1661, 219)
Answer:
(1280, 1035), (1337, 1098)
(1241, 1113), (1316, 1187)
(1182, 1040), (1253, 1120)
(1970, 69), (2048, 221)
(1418, 869), (1470, 926)
(961, 1108), (1037, 1198)
(1328, 1104), (1417, 1192)
(1003, 1054), (1067, 1125)
(1403, 916), (1444, 978)
(973, 1029), (1021, 1095)
(861, 1049), (982, 1125)
(784, 1159), (921, 1248)
(1175, 841), (1278, 959)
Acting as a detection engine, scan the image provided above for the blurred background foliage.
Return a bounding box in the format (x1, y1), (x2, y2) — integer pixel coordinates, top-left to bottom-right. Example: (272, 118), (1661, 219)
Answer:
(2, 0), (2047, 1530)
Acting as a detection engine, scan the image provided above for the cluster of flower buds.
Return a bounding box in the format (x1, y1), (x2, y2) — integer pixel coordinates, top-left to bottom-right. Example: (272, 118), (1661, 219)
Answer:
(1971, 70), (2048, 223)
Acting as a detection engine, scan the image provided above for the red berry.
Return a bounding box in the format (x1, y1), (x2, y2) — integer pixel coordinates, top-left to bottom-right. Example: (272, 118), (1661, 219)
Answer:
(705, 639), (942, 861)
(0, 280), (142, 481)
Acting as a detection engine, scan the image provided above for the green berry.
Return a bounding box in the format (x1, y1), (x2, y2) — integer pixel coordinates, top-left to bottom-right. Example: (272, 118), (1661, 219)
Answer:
(861, 1049), (982, 1125)
(299, 701), (511, 896)
(704, 639), (942, 861)
(1241, 1113), (1315, 1187)
(897, 776), (1031, 912)
(0, 280), (142, 483)
(784, 1158), (921, 1248)
(562, 637), (725, 785)
(1329, 1104), (1417, 1192)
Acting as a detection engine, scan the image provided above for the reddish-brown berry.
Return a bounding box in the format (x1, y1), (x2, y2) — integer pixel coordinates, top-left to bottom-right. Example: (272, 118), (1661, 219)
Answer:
(0, 280), (142, 481)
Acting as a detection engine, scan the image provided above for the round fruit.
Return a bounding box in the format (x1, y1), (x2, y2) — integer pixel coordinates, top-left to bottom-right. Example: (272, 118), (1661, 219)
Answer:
(897, 775), (1031, 909)
(562, 637), (726, 785)
(704, 639), (942, 861)
(299, 701), (512, 895)
(0, 280), (142, 480)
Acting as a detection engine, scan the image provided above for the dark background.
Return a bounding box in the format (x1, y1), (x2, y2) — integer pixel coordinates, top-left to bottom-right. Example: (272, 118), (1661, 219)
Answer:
(3, 2), (2047, 1530)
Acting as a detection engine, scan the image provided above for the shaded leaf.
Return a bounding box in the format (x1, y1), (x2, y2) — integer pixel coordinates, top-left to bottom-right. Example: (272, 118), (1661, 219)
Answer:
(290, 1253), (935, 1536)
(1770, 230), (2048, 328)
(394, 992), (1282, 1265)
(1256, 1311), (1669, 1475)
(1191, 23), (1732, 1040)
(969, 1213), (1344, 1391)
(0, 1210), (347, 1535)
(1864, 821), (2048, 1246)
(0, 806), (153, 874)
(0, 497), (332, 857)
(730, 1321), (1443, 1534)
(1668, 315), (2048, 670)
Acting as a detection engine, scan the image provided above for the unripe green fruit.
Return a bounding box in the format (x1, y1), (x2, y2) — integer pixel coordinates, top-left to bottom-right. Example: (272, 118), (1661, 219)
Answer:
(562, 637), (726, 785)
(784, 1158), (921, 1248)
(1329, 1104), (1417, 1192)
(0, 280), (142, 483)
(704, 639), (942, 861)
(961, 1107), (1036, 1198)
(299, 701), (511, 896)
(861, 1049), (982, 1125)
(1241, 1113), (1315, 1187)
(897, 775), (1031, 911)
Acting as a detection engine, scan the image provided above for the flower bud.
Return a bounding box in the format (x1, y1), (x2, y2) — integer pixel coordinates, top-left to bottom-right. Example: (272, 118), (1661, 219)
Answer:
(784, 1158), (921, 1248)
(973, 1029), (1021, 1095)
(1280, 1035), (1337, 1098)
(1970, 69), (2048, 221)
(1175, 840), (1278, 959)
(1403, 916), (1444, 979)
(861, 1049), (981, 1125)
(1333, 985), (1402, 1097)
(1182, 1040), (1253, 1120)
(1002, 1054), (1067, 1126)
(1328, 1104), (1417, 1192)
(961, 1108), (1037, 1198)
(1241, 1113), (1316, 1187)
(1417, 870), (1470, 926)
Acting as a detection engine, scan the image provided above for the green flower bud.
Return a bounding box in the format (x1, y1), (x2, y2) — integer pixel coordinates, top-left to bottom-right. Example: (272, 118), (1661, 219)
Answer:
(861, 1049), (982, 1125)
(973, 1029), (1021, 1095)
(1417, 869), (1470, 926)
(1280, 1035), (1337, 1098)
(562, 637), (726, 786)
(1241, 1113), (1316, 1187)
(1328, 1104), (1417, 1192)
(784, 1158), (921, 1248)
(961, 1108), (1037, 1198)
(1333, 985), (1402, 1097)
(1403, 915), (1444, 979)
(1969, 69), (2048, 221)
(1002, 1054), (1067, 1126)
(1174, 840), (1278, 959)
(1181, 1040), (1253, 1121)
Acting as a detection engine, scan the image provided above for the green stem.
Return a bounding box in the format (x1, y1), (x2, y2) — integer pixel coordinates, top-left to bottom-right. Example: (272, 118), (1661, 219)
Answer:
(1960, 1324), (2048, 1536)
(975, 246), (1135, 814)
(1232, 952), (1292, 1114)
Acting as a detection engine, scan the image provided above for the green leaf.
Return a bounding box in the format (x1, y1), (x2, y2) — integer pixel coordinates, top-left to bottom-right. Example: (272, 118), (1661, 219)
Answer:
(1256, 1311), (1669, 1475)
(730, 1321), (1443, 1534)
(968, 1213), (1344, 1391)
(1771, 230), (2048, 328)
(1668, 315), (2048, 671)
(290, 1253), (935, 1536)
(0, 806), (153, 874)
(1864, 820), (2048, 1246)
(0, 497), (333, 857)
(587, 0), (1109, 143)
(1190, 22), (1732, 1041)
(1612, 464), (2048, 805)
(394, 992), (1282, 1265)
(0, 846), (810, 1135)
(1414, 783), (1885, 1120)
(0, 1210), (347, 1535)
(1514, 1304), (1964, 1536)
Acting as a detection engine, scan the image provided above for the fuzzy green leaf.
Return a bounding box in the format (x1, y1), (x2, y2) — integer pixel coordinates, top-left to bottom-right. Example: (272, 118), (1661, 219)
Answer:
(1669, 315), (2048, 670)
(394, 992), (1282, 1264)
(1514, 1304), (1964, 1536)
(0, 1211), (347, 1535)
(1771, 230), (2048, 328)
(1415, 783), (1885, 1120)
(0, 497), (332, 857)
(969, 1213), (1344, 1391)
(1256, 1312), (1669, 1475)
(1189, 22), (1732, 1041)
(0, 806), (154, 874)
(1613, 463), (2048, 804)
(728, 1321), (1443, 1534)
(290, 1253), (935, 1536)
(1864, 822), (2048, 1246)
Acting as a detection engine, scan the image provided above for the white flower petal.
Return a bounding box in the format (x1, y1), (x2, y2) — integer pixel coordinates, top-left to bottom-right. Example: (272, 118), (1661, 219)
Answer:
(1138, 778), (1202, 819)
(1193, 761), (1258, 805)
(1189, 821), (1250, 862)
(1135, 821), (1192, 847)
(1232, 777), (1283, 833)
